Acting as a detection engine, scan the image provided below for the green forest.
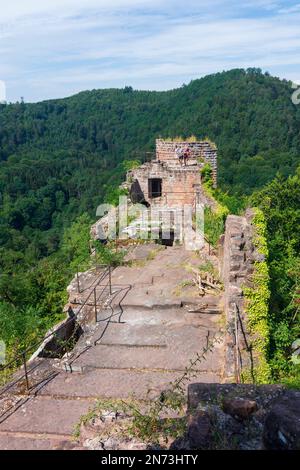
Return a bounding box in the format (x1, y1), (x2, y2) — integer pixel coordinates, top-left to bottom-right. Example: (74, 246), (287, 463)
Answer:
(0, 68), (299, 384)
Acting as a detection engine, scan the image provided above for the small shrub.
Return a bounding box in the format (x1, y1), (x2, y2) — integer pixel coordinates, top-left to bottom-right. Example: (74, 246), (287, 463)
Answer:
(201, 163), (213, 185)
(122, 160), (141, 172)
(93, 241), (126, 267)
(204, 207), (226, 247)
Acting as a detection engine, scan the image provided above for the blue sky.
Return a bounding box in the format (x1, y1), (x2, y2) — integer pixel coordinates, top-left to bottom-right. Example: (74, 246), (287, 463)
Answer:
(1, 0), (300, 102)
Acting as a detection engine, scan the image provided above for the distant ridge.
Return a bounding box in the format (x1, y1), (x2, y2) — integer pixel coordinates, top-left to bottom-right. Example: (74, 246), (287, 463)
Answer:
(0, 68), (299, 199)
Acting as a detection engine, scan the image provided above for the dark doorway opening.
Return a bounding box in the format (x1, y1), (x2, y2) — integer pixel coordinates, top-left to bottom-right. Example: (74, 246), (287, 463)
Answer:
(148, 178), (162, 198)
(158, 228), (175, 247)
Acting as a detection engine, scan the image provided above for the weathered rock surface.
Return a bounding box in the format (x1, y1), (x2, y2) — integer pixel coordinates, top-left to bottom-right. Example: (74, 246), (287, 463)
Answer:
(188, 383), (285, 410)
(221, 210), (267, 382)
(182, 383), (288, 450)
(186, 410), (211, 449)
(0, 245), (224, 450)
(263, 390), (300, 450)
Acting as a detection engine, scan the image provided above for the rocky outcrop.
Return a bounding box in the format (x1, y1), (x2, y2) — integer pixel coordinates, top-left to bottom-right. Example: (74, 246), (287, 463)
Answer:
(184, 383), (300, 450)
(71, 382), (300, 451)
(177, 383), (287, 450)
(186, 410), (211, 449)
(263, 390), (300, 450)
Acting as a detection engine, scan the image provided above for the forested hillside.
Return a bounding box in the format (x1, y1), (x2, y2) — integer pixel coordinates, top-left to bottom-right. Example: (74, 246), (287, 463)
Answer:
(1, 68), (299, 262)
(250, 172), (300, 385)
(0, 68), (300, 381)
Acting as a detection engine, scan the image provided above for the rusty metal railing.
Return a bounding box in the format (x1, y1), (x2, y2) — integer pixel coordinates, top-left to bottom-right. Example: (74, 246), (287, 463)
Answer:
(0, 265), (112, 396)
(234, 303), (241, 384)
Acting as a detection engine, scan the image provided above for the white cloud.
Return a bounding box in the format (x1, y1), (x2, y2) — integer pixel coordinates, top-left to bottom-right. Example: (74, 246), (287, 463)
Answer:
(0, 0), (159, 21)
(0, 1), (300, 101)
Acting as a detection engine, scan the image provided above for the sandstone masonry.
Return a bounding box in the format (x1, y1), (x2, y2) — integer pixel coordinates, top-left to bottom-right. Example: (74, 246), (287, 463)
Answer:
(127, 139), (217, 210)
(220, 210), (264, 382)
(156, 139), (217, 187)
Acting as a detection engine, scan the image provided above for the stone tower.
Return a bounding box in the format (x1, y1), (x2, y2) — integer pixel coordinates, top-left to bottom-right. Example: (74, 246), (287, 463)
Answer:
(127, 138), (218, 210)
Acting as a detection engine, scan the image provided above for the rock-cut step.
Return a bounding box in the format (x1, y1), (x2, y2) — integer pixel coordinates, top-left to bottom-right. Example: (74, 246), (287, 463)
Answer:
(0, 433), (78, 450)
(70, 340), (222, 373)
(0, 396), (96, 437)
(90, 321), (221, 347)
(111, 306), (223, 327)
(38, 368), (221, 400)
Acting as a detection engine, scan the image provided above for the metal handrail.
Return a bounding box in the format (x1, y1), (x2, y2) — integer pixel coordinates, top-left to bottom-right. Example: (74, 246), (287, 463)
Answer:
(74, 266), (111, 319)
(1, 266), (110, 369)
(61, 282), (132, 370)
(0, 265), (112, 395)
(76, 263), (108, 294)
(234, 303), (241, 384)
(94, 283), (131, 326)
(233, 302), (256, 384)
(60, 269), (119, 370)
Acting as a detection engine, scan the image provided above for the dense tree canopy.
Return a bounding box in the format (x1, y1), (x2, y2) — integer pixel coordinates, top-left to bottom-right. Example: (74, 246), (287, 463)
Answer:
(250, 171), (300, 383)
(1, 69), (299, 267)
(0, 68), (300, 381)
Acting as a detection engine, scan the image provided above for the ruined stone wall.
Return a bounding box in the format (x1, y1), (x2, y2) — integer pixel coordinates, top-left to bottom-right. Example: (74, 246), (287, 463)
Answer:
(220, 210), (262, 381)
(156, 139), (217, 186)
(129, 161), (202, 208)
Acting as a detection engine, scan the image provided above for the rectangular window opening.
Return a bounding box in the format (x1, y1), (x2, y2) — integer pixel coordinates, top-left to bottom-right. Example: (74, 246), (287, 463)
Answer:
(148, 178), (162, 198)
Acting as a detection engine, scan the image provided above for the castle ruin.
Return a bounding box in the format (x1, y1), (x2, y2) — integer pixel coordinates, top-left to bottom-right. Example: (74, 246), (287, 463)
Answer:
(128, 139), (217, 210)
(0, 136), (275, 450)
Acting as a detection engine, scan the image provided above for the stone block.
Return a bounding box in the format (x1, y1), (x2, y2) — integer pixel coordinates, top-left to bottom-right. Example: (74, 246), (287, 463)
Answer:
(222, 397), (258, 420)
(263, 390), (300, 450)
(187, 410), (211, 449)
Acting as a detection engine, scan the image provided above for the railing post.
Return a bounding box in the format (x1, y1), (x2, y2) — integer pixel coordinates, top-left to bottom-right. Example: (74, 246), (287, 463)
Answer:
(108, 265), (112, 296)
(94, 287), (97, 323)
(22, 353), (30, 393)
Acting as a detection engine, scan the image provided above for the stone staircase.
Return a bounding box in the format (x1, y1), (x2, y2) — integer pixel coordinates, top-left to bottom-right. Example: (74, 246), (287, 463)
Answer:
(0, 244), (225, 450)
